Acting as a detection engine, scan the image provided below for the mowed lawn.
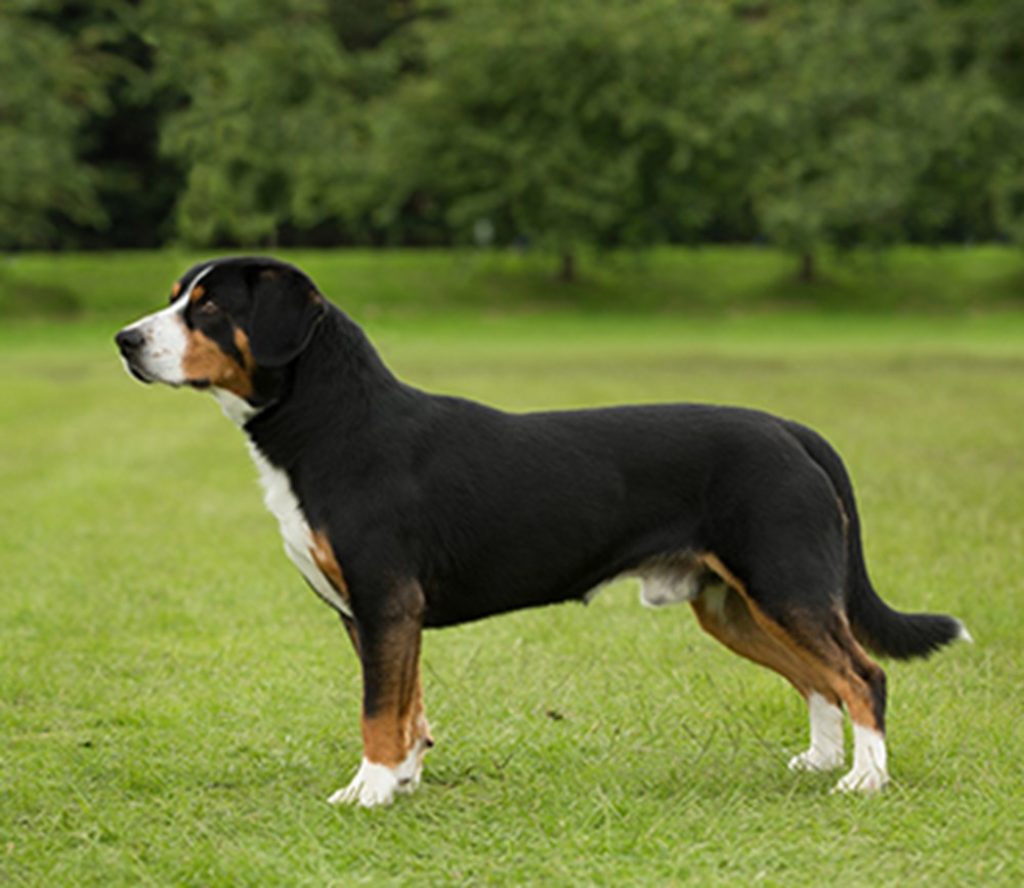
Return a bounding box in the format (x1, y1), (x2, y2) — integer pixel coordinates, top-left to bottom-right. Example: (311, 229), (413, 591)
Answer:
(1, 311), (1022, 886)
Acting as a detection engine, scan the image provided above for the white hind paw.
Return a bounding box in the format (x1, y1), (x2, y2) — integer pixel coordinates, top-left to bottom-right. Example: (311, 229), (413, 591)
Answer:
(831, 725), (888, 794)
(788, 748), (844, 773)
(790, 693), (845, 774)
(831, 766), (889, 794)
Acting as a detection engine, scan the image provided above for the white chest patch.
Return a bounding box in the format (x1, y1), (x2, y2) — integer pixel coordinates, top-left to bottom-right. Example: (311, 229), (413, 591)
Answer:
(212, 387), (260, 426)
(247, 443), (352, 618)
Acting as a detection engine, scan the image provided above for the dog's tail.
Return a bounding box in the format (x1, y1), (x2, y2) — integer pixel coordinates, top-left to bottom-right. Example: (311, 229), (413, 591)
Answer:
(785, 421), (970, 660)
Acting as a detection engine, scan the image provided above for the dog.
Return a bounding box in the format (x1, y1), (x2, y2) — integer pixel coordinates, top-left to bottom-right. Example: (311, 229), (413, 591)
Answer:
(115, 256), (969, 807)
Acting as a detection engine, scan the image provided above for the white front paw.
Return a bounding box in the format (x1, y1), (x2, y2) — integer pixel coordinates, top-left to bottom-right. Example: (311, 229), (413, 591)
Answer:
(328, 759), (401, 808)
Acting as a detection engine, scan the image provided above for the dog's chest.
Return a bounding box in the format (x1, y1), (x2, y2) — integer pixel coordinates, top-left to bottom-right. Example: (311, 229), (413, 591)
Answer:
(247, 443), (352, 618)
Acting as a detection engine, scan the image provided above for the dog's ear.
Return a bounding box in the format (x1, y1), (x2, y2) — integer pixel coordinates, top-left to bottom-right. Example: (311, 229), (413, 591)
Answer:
(247, 266), (326, 368)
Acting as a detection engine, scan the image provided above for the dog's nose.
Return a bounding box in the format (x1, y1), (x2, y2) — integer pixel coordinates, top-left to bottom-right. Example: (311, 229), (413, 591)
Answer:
(115, 328), (145, 356)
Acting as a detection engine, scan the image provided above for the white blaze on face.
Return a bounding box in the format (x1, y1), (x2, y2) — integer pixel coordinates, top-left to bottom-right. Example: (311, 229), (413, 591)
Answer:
(118, 265), (215, 386)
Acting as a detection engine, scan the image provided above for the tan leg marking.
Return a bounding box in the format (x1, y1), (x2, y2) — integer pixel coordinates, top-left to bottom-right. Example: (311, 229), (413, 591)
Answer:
(309, 529), (352, 613)
(690, 580), (837, 703)
(307, 537), (429, 774)
(360, 612), (431, 767)
(328, 583), (434, 806)
(698, 553), (882, 734)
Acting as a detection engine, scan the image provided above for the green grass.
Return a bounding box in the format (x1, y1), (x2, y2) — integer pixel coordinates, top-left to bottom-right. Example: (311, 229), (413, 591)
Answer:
(3, 244), (1024, 321)
(2, 310), (1023, 885)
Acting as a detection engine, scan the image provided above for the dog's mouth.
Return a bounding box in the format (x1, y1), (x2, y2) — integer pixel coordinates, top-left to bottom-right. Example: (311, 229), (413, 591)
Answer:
(122, 358), (155, 385)
(120, 358), (209, 390)
(118, 347), (214, 390)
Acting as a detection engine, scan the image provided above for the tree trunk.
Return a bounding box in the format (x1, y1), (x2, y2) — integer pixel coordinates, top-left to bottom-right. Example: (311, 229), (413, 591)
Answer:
(558, 251), (576, 283)
(798, 250), (815, 283)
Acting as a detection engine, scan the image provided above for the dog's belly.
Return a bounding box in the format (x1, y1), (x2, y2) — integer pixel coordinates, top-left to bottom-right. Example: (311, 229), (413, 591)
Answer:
(636, 560), (704, 608)
(421, 547), (715, 628)
(248, 444), (353, 618)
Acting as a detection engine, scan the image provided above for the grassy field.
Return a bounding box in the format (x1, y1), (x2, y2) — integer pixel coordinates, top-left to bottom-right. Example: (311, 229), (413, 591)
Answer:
(3, 244), (1024, 320)
(1, 305), (1023, 885)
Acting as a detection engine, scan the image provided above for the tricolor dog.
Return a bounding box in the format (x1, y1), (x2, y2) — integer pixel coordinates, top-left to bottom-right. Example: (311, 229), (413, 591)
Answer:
(115, 257), (968, 807)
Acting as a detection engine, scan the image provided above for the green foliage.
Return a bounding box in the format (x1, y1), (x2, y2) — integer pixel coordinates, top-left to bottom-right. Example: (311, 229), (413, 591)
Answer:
(373, 0), (763, 272)
(749, 2), (920, 263)
(143, 0), (361, 245)
(0, 1), (119, 248)
(2, 0), (1023, 269)
(373, 0), (1024, 278)
(745, 0), (1024, 275)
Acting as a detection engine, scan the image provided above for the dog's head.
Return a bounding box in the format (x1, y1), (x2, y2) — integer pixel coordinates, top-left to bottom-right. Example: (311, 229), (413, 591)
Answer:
(115, 257), (326, 416)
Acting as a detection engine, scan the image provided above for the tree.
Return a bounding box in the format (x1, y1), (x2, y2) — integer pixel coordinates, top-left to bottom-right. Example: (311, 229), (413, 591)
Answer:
(142, 0), (418, 246)
(0, 1), (113, 248)
(5, 0), (1017, 257)
(963, 0), (1024, 245)
(372, 0), (764, 280)
(747, 1), (924, 280)
(747, 0), (1024, 280)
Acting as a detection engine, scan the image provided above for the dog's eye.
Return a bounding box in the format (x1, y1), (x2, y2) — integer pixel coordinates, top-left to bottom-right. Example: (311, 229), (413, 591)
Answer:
(197, 300), (221, 317)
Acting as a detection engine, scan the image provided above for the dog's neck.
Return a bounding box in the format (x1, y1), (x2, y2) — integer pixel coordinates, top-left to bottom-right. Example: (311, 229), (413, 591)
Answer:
(235, 306), (408, 473)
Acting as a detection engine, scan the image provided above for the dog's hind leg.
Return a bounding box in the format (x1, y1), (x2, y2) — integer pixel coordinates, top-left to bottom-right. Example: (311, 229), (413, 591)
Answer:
(698, 554), (889, 793)
(794, 624), (888, 793)
(690, 575), (845, 773)
(819, 620), (889, 794)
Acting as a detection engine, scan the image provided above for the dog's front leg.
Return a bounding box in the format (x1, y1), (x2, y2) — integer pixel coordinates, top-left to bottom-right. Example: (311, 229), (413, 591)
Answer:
(328, 581), (433, 808)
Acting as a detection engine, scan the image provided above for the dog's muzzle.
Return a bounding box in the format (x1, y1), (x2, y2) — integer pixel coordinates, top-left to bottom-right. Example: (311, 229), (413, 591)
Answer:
(115, 327), (153, 383)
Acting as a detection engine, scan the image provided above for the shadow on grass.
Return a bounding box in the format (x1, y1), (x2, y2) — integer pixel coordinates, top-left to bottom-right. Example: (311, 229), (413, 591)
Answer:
(0, 273), (82, 318)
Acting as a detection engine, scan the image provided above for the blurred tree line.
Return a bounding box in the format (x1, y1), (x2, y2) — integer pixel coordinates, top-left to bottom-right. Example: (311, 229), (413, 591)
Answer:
(2, 0), (1023, 279)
